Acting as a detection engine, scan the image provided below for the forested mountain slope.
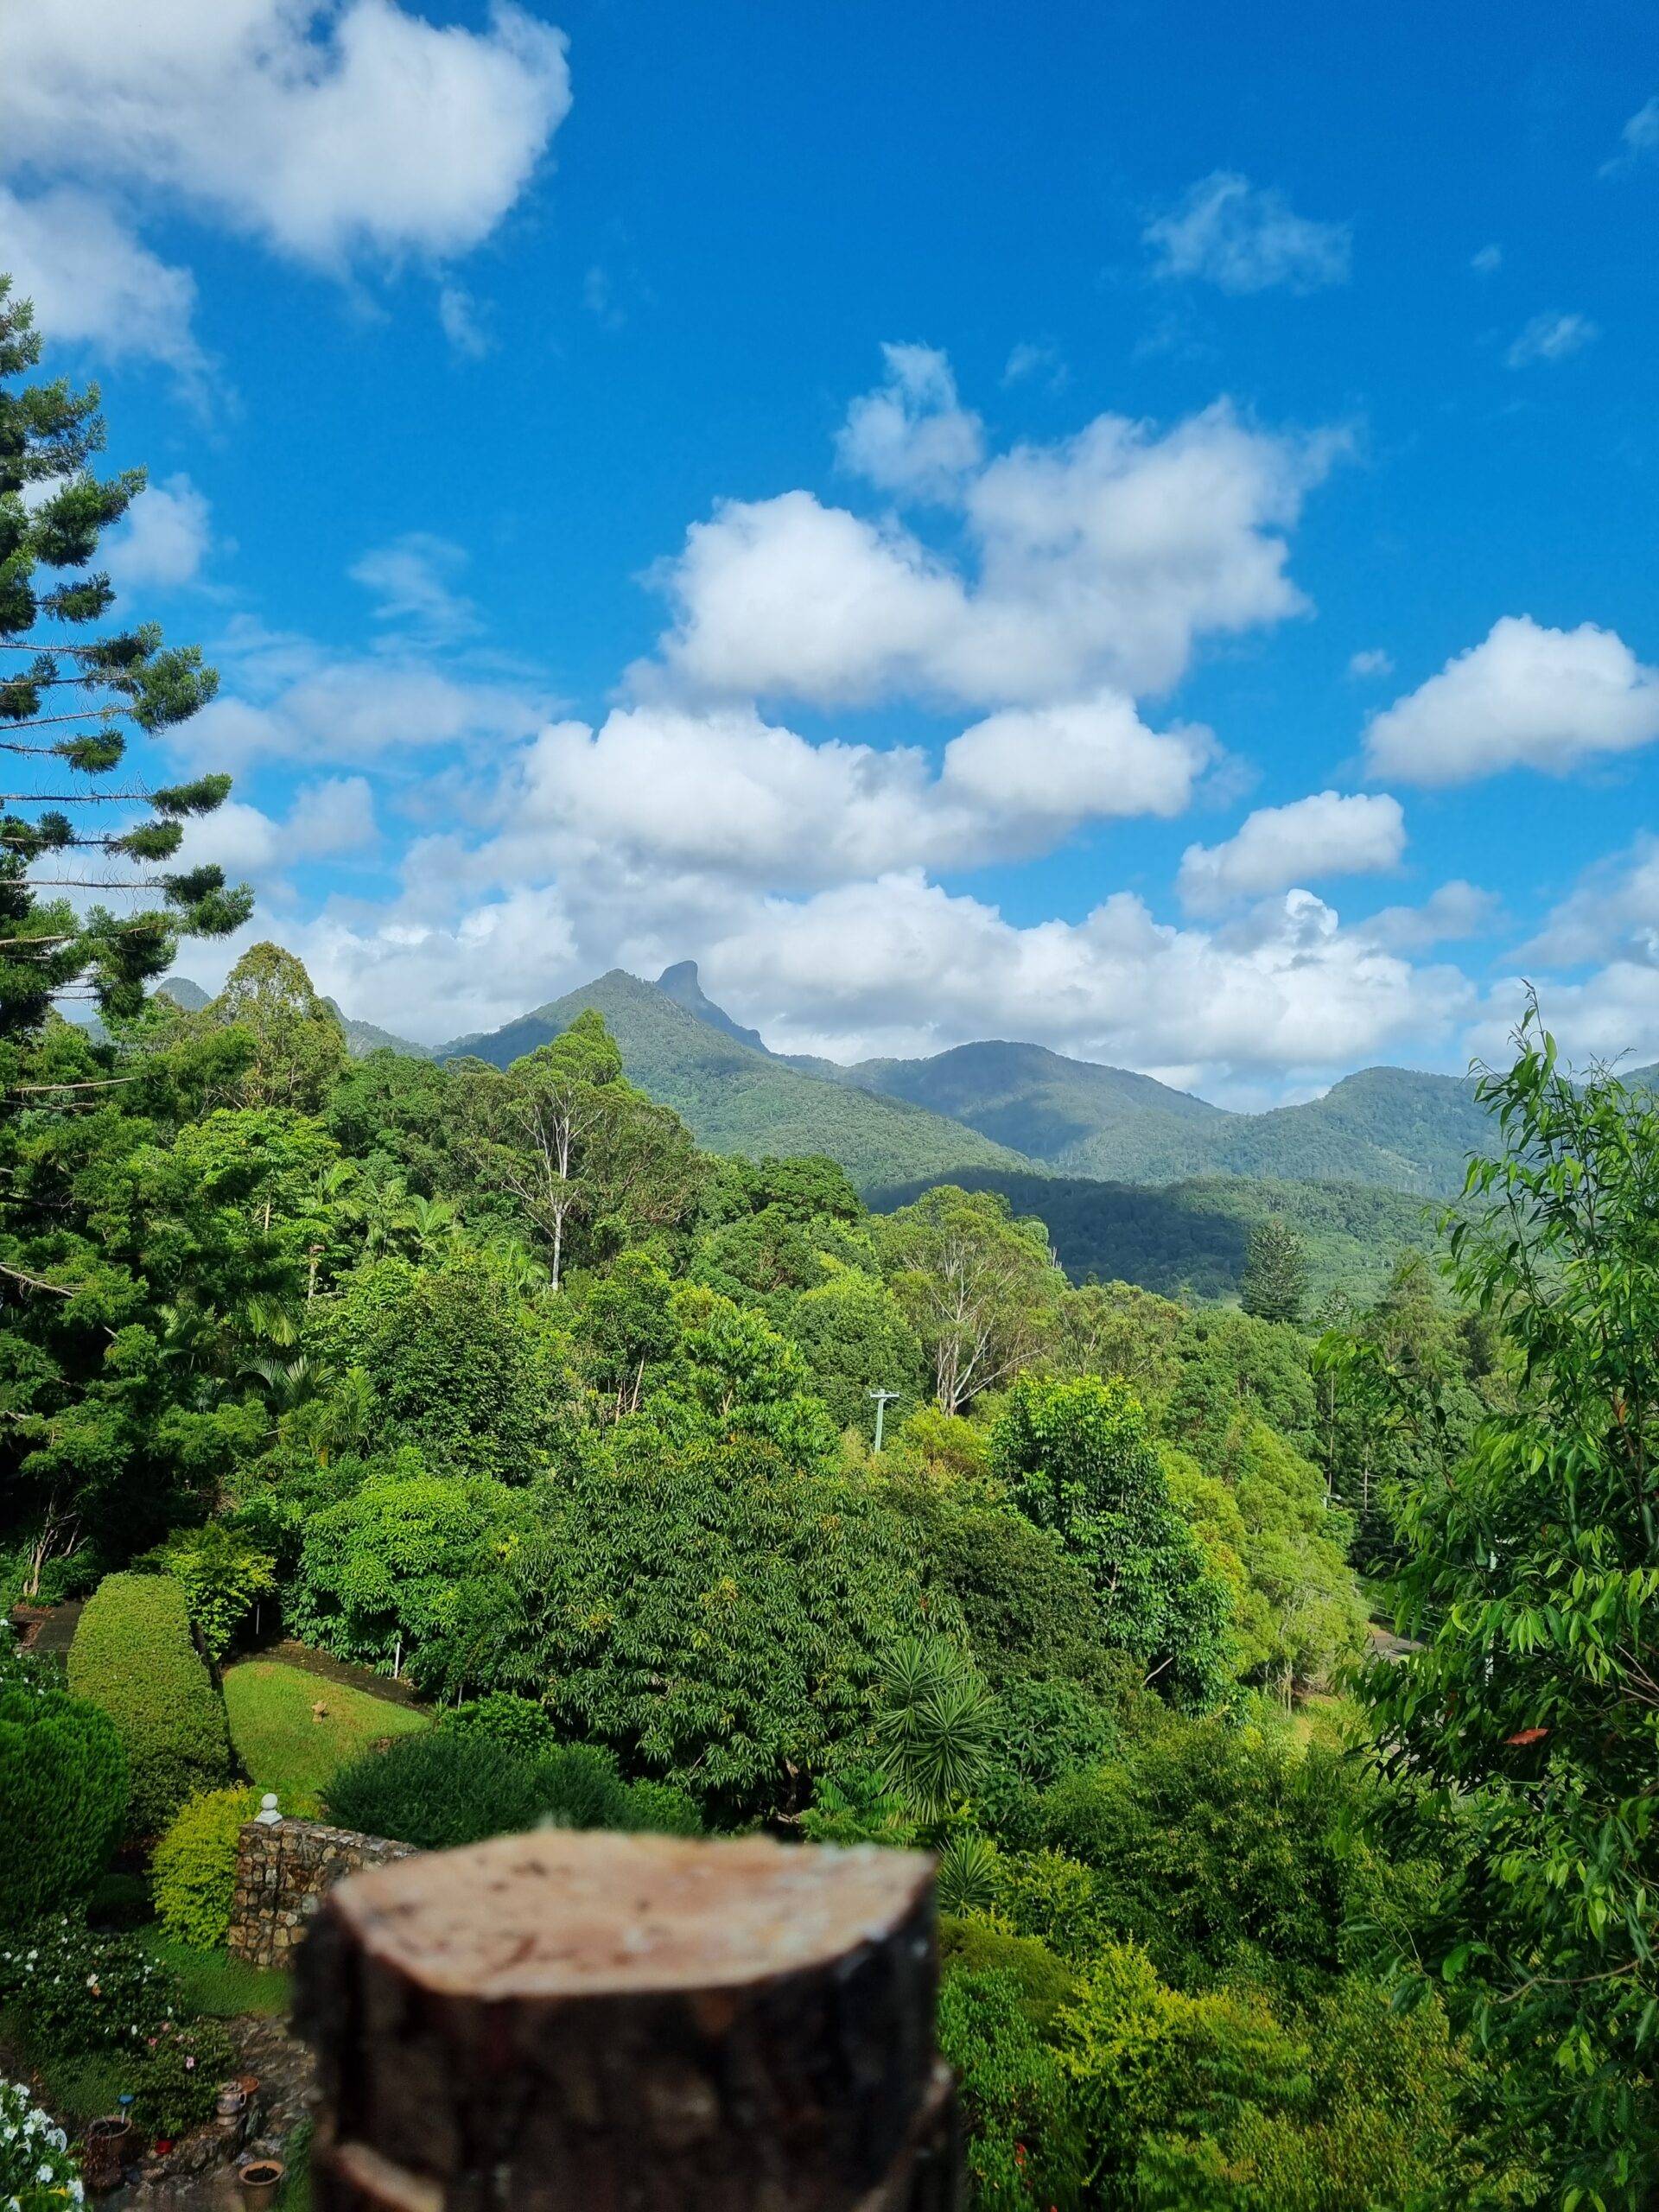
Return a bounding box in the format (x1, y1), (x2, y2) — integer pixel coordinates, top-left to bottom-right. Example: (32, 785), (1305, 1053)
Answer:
(872, 1166), (1440, 1304)
(847, 1052), (1491, 1191)
(814, 1039), (1225, 1167)
(659, 971), (1498, 1192)
(438, 969), (1034, 1191)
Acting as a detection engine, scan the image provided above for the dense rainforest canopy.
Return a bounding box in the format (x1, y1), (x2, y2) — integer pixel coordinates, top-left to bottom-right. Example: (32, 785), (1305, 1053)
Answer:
(4, 934), (1656, 2205)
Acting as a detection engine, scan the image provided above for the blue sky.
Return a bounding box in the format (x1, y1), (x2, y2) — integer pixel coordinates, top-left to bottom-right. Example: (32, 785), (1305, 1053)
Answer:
(5, 0), (1657, 1096)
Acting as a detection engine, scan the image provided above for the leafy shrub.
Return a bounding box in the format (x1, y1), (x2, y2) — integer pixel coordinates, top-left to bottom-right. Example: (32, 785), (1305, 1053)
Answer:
(937, 1967), (1085, 2211)
(800, 1765), (918, 1848)
(0, 1917), (181, 2058)
(129, 2018), (237, 2139)
(152, 1786), (262, 1949)
(621, 1778), (703, 1837)
(0, 1684), (127, 1923)
(991, 1850), (1111, 1963)
(1053, 1943), (1516, 2210)
(0, 2075), (83, 2209)
(938, 1916), (1081, 2032)
(0, 1623), (36, 1695)
(442, 1692), (556, 1758)
(286, 1471), (532, 1679)
(324, 1728), (699, 1850)
(986, 1677), (1121, 1795)
(67, 1574), (232, 1834)
(149, 1522), (276, 1660)
(1038, 1722), (1389, 1992)
(307, 1252), (568, 1481)
(893, 1477), (1123, 1697)
(533, 1742), (640, 1830)
(500, 1431), (950, 1821)
(326, 1729), (535, 1848)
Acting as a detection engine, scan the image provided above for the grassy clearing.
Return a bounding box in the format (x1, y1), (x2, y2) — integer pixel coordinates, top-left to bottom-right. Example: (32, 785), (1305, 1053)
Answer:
(0, 2033), (126, 2123)
(140, 1932), (290, 2019)
(224, 1658), (429, 1815)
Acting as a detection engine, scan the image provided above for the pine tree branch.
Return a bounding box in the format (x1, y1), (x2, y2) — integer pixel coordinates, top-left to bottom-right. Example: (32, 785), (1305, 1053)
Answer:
(0, 709), (125, 732)
(0, 916), (168, 950)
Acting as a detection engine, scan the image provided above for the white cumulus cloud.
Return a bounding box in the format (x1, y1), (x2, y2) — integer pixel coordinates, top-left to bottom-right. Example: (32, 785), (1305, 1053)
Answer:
(836, 343), (984, 501)
(105, 474), (213, 593)
(181, 623), (548, 766)
(1178, 791), (1405, 913)
(0, 186), (206, 377)
(1364, 616), (1659, 785)
(645, 376), (1339, 708)
(458, 693), (1212, 892)
(1, 0), (571, 365)
(171, 775), (378, 881)
(697, 876), (1467, 1074)
(1144, 172), (1351, 294)
(1360, 880), (1503, 953)
(1520, 836), (1659, 969)
(264, 864), (1472, 1080)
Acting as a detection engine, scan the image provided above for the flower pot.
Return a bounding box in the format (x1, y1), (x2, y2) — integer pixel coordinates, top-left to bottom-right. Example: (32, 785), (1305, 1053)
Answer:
(153, 2136), (175, 2156)
(238, 2158), (286, 2209)
(217, 2084), (249, 2120)
(81, 2117), (132, 2193)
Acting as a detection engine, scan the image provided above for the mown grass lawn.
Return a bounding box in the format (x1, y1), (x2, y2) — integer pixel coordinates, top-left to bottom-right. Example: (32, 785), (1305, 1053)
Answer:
(224, 1659), (429, 1815)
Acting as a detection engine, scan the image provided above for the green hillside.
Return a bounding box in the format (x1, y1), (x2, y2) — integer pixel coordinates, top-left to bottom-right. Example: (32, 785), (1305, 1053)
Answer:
(156, 975), (211, 1011)
(871, 1166), (1441, 1305)
(842, 1044), (1493, 1193)
(826, 1039), (1224, 1169)
(1201, 1065), (1492, 1191)
(439, 969), (1034, 1191)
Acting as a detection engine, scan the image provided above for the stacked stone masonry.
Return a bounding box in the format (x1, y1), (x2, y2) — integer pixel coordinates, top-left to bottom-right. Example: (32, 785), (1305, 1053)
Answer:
(229, 1817), (417, 1968)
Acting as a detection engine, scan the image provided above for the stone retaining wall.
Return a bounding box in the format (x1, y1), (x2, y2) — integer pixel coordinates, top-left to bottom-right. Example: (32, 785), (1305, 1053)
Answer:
(229, 1816), (417, 1967)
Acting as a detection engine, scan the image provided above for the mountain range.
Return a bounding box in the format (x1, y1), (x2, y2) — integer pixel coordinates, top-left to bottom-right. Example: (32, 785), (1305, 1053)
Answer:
(159, 957), (1652, 1206)
(434, 962), (1499, 1196)
(437, 969), (1029, 1190)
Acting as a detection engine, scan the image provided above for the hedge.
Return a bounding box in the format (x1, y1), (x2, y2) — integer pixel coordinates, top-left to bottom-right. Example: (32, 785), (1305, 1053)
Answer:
(152, 1785), (262, 1949)
(0, 1684), (127, 1923)
(68, 1573), (232, 1834)
(325, 1730), (701, 1851)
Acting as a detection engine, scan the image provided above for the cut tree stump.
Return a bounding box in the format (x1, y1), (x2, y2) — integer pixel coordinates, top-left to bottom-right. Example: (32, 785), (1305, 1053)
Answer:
(296, 1827), (960, 2212)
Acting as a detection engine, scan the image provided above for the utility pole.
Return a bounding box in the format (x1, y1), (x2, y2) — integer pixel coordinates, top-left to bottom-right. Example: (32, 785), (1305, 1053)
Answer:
(868, 1387), (900, 1452)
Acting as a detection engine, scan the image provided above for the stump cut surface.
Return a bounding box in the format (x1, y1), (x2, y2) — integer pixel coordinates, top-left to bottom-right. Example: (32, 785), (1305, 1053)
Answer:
(326, 1828), (936, 1999)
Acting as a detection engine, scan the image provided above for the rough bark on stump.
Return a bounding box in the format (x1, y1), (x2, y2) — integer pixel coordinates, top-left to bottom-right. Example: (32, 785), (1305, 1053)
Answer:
(296, 1828), (960, 2212)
